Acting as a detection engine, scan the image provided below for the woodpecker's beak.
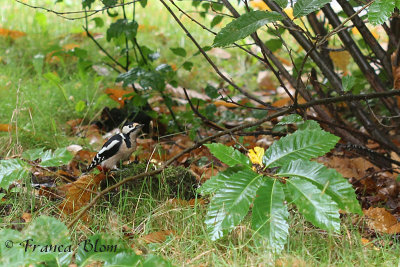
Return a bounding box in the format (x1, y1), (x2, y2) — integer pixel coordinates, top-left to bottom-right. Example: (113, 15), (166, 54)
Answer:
(137, 124), (145, 129)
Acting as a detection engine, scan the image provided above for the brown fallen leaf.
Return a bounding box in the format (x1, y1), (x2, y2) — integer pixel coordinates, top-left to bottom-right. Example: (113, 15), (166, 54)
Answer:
(58, 173), (106, 217)
(0, 124), (11, 132)
(0, 28), (26, 39)
(105, 88), (133, 108)
(21, 213), (32, 223)
(140, 230), (175, 244)
(363, 207), (400, 234)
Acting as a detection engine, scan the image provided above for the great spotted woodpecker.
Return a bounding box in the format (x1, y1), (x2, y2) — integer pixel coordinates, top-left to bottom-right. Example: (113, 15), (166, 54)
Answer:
(87, 122), (144, 172)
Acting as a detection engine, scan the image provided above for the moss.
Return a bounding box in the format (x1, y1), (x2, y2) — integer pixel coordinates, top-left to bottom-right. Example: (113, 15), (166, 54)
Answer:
(101, 162), (198, 205)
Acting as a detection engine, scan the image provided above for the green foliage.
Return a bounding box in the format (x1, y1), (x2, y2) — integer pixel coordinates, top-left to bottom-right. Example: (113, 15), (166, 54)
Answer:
(275, 0), (289, 8)
(170, 47), (187, 57)
(368, 0), (397, 25)
(205, 143), (251, 167)
(342, 75), (357, 92)
(22, 147), (73, 167)
(262, 129), (339, 167)
(0, 216), (172, 266)
(106, 19), (138, 42)
(276, 114), (303, 125)
(252, 179), (289, 251)
(200, 126), (360, 251)
(0, 147), (73, 190)
(0, 216), (72, 267)
(0, 159), (30, 190)
(213, 11), (284, 47)
(293, 0), (332, 18)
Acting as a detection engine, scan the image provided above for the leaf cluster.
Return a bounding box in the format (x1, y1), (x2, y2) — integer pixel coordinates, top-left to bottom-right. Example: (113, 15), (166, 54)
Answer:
(199, 122), (361, 251)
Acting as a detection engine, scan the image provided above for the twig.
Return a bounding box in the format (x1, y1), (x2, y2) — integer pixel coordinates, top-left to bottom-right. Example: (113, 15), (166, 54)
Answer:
(14, 0), (139, 20)
(163, 0), (272, 108)
(83, 26), (127, 71)
(183, 88), (227, 131)
(67, 89), (400, 228)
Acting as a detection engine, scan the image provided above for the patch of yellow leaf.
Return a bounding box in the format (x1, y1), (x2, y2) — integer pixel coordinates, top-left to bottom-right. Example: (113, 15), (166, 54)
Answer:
(352, 27), (380, 40)
(248, 147), (264, 166)
(284, 8), (294, 20)
(330, 50), (350, 73)
(250, 0), (271, 11)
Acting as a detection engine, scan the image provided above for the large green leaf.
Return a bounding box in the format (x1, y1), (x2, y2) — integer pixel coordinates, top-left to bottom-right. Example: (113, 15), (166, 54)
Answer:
(213, 11), (283, 47)
(205, 168), (265, 240)
(0, 159), (30, 190)
(287, 177), (340, 231)
(205, 143), (251, 167)
(22, 148), (45, 161)
(263, 129), (339, 167)
(40, 148), (73, 167)
(198, 165), (243, 195)
(251, 178), (289, 251)
(368, 0), (395, 25)
(277, 160), (361, 214)
(293, 0), (332, 18)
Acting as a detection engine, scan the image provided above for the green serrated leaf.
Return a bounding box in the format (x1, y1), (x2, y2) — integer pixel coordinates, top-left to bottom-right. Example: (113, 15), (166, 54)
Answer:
(213, 11), (284, 47)
(40, 148), (73, 167)
(205, 143), (251, 167)
(287, 177), (340, 231)
(252, 178), (289, 251)
(205, 168), (265, 240)
(22, 148), (45, 161)
(297, 120), (321, 131)
(198, 165), (244, 195)
(293, 0), (332, 18)
(211, 15), (223, 28)
(368, 0), (395, 25)
(170, 47), (187, 57)
(277, 114), (303, 125)
(275, 0), (288, 8)
(278, 159), (361, 214)
(263, 129), (340, 167)
(0, 159), (30, 190)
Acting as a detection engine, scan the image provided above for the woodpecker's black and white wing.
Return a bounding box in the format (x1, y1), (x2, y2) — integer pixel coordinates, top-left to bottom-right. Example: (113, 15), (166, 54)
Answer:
(87, 134), (123, 171)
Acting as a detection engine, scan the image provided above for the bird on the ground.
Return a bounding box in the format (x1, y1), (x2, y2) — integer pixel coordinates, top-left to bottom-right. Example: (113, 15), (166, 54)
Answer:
(86, 122), (144, 172)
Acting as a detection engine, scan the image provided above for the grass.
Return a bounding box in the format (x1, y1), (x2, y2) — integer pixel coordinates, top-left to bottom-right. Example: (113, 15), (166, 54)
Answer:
(1, 0), (398, 266)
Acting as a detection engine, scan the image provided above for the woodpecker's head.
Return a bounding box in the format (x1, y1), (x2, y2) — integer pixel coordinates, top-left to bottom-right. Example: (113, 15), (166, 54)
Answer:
(122, 122), (144, 135)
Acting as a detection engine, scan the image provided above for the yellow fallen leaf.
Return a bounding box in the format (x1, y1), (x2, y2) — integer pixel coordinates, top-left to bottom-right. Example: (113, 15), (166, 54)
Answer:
(248, 147), (264, 166)
(330, 50), (350, 72)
